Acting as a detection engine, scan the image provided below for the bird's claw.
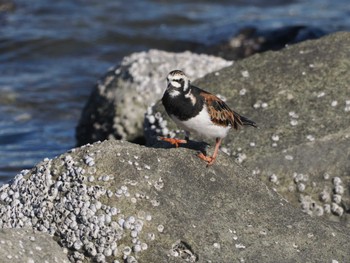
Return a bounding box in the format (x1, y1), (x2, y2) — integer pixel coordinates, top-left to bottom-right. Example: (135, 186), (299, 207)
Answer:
(158, 137), (187, 148)
(197, 152), (216, 166)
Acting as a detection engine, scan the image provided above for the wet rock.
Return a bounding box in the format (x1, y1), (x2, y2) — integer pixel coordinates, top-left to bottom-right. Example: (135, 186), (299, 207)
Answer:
(0, 228), (69, 263)
(145, 32), (350, 223)
(201, 25), (326, 60)
(1, 140), (350, 262)
(76, 50), (232, 146)
(0, 0), (16, 13)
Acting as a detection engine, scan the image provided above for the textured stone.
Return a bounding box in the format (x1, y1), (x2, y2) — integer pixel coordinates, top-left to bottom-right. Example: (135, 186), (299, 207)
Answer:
(1, 140), (350, 262)
(0, 228), (69, 263)
(76, 50), (232, 145)
(145, 32), (350, 223)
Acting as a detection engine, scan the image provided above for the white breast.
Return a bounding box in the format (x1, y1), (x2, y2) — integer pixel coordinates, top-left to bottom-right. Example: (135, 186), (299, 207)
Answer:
(170, 106), (231, 139)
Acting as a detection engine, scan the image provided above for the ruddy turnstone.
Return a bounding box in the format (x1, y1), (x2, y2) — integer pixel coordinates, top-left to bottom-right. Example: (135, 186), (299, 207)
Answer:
(160, 69), (257, 166)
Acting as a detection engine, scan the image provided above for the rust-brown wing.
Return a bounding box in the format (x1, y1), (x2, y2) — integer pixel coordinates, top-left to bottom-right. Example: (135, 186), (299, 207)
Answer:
(200, 91), (243, 129)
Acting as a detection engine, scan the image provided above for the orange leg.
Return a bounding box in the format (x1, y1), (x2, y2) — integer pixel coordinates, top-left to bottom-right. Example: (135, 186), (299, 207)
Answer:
(197, 138), (222, 166)
(158, 137), (187, 148)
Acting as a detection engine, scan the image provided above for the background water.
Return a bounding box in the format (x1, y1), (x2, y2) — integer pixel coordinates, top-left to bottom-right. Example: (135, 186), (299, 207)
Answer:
(0, 0), (349, 184)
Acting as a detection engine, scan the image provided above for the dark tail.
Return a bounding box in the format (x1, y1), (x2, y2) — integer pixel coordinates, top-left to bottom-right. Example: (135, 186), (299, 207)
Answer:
(240, 115), (258, 128)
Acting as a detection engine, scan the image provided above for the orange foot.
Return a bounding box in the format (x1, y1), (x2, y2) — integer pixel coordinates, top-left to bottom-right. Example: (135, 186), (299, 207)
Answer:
(158, 137), (187, 148)
(197, 152), (216, 166)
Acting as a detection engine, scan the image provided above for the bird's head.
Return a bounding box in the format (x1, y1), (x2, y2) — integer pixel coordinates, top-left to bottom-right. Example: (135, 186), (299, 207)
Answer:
(166, 70), (190, 94)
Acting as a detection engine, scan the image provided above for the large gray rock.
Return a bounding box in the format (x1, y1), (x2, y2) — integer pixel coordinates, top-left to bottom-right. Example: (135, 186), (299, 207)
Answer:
(0, 140), (350, 262)
(145, 32), (350, 223)
(76, 50), (232, 145)
(0, 228), (69, 263)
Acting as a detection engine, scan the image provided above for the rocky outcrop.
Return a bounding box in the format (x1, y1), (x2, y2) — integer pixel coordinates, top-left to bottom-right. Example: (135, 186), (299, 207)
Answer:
(199, 25), (326, 60)
(76, 50), (232, 145)
(3, 31), (348, 263)
(0, 228), (69, 263)
(145, 32), (350, 223)
(75, 26), (327, 148)
(1, 140), (350, 263)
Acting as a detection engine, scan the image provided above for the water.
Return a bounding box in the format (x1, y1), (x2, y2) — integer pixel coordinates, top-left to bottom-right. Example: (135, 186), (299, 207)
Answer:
(1, 0), (349, 184)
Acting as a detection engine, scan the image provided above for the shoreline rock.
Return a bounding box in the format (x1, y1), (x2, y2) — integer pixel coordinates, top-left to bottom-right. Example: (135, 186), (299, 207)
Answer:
(1, 140), (350, 262)
(0, 228), (69, 263)
(145, 32), (350, 223)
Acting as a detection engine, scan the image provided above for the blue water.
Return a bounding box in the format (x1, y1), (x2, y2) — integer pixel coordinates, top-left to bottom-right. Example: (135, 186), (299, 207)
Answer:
(1, 0), (350, 184)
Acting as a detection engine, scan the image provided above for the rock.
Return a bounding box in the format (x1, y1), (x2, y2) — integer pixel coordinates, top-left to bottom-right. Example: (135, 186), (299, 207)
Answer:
(76, 50), (232, 146)
(0, 228), (69, 263)
(200, 25), (326, 60)
(76, 26), (326, 147)
(0, 0), (16, 13)
(145, 32), (350, 223)
(1, 140), (350, 262)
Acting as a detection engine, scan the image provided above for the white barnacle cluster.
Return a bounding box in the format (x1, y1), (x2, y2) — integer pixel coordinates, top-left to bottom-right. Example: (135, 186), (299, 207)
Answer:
(295, 173), (324, 217)
(293, 173), (309, 193)
(144, 105), (176, 139)
(284, 155), (294, 161)
(236, 153), (247, 164)
(299, 195), (324, 217)
(153, 178), (164, 191)
(269, 174), (278, 184)
(344, 100), (350, 112)
(253, 100), (268, 109)
(117, 215), (149, 260)
(330, 177), (344, 216)
(331, 100), (338, 107)
(306, 135), (315, 142)
(239, 88), (247, 96)
(288, 111), (299, 126)
(271, 133), (280, 147)
(120, 50), (233, 96)
(0, 150), (155, 263)
(84, 153), (95, 167)
(115, 185), (131, 198)
(234, 148), (247, 164)
(298, 173), (346, 218)
(316, 91), (326, 98)
(240, 70), (249, 78)
(318, 176), (345, 217)
(220, 146), (231, 156)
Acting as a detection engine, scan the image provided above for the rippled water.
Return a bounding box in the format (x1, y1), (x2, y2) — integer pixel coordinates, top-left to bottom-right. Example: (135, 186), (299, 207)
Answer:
(1, 0), (349, 183)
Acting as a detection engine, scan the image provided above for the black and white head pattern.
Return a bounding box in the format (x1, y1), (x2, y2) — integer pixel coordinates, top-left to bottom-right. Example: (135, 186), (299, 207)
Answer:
(166, 70), (190, 97)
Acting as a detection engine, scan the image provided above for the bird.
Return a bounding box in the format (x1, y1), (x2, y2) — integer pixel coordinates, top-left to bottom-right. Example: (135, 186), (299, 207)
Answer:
(159, 69), (257, 166)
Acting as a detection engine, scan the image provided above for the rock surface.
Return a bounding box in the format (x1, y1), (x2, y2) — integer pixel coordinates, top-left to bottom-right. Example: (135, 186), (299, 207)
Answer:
(76, 50), (232, 145)
(200, 25), (326, 60)
(0, 228), (69, 263)
(1, 140), (350, 262)
(145, 32), (350, 223)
